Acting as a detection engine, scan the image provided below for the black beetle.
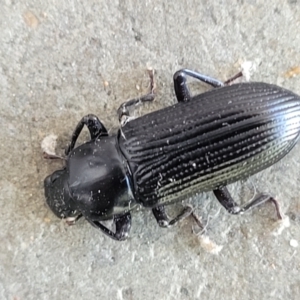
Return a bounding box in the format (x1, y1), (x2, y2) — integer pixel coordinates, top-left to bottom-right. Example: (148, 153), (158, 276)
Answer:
(44, 69), (300, 240)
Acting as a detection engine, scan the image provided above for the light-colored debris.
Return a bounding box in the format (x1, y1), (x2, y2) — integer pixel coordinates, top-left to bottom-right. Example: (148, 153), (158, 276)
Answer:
(271, 215), (290, 236)
(241, 61), (257, 81)
(284, 66), (300, 79)
(290, 239), (298, 248)
(65, 217), (78, 226)
(23, 11), (39, 28)
(198, 235), (223, 254)
(41, 134), (58, 156)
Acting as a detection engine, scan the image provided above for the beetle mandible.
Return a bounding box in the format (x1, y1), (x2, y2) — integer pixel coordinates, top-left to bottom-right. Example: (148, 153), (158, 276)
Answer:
(44, 68), (300, 240)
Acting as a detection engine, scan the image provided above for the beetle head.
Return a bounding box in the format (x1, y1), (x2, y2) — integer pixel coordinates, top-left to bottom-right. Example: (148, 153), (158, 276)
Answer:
(44, 168), (78, 219)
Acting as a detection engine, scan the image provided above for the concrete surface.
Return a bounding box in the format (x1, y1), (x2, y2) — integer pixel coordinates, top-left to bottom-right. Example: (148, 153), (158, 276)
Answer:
(1, 0), (300, 299)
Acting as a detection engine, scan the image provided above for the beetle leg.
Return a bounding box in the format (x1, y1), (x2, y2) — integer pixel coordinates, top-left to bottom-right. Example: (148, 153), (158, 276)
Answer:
(213, 187), (283, 220)
(118, 69), (156, 124)
(65, 114), (108, 155)
(88, 212), (132, 241)
(65, 214), (82, 225)
(118, 93), (155, 123)
(223, 71), (243, 85)
(173, 69), (225, 102)
(152, 204), (194, 227)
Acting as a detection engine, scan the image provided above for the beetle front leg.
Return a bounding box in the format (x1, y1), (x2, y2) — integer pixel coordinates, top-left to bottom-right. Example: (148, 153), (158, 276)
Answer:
(152, 204), (193, 227)
(213, 187), (283, 220)
(88, 212), (132, 241)
(65, 114), (108, 155)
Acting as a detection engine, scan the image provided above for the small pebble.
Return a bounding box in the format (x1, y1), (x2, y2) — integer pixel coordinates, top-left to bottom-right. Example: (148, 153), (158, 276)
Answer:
(290, 239), (298, 248)
(41, 134), (58, 156)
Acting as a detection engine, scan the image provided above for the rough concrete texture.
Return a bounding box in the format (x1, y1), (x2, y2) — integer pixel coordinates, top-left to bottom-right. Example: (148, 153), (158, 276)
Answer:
(1, 0), (300, 299)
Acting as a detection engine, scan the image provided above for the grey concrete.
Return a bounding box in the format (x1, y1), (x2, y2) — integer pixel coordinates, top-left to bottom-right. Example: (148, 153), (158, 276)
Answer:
(1, 1), (300, 299)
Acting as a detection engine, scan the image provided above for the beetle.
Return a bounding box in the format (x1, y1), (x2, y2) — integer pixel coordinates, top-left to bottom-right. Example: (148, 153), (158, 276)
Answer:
(44, 68), (300, 240)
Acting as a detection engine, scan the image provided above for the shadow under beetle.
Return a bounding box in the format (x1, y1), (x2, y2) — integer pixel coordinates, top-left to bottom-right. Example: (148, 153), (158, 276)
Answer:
(44, 68), (300, 240)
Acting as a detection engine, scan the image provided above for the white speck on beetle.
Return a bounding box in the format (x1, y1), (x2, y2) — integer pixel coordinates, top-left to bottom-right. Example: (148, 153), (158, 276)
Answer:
(157, 173), (163, 188)
(205, 154), (210, 164)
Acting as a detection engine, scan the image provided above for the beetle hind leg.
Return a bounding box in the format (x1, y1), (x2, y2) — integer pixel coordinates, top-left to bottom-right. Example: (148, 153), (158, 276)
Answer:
(173, 69), (225, 102)
(173, 69), (244, 102)
(118, 69), (156, 124)
(87, 212), (132, 241)
(152, 204), (194, 227)
(213, 187), (283, 220)
(223, 71), (243, 85)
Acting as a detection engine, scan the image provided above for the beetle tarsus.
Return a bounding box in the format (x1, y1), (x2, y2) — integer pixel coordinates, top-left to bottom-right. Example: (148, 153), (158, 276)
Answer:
(191, 211), (205, 231)
(117, 69), (156, 124)
(152, 204), (193, 227)
(118, 93), (155, 125)
(223, 71), (243, 85)
(241, 193), (284, 220)
(43, 152), (65, 160)
(213, 187), (283, 220)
